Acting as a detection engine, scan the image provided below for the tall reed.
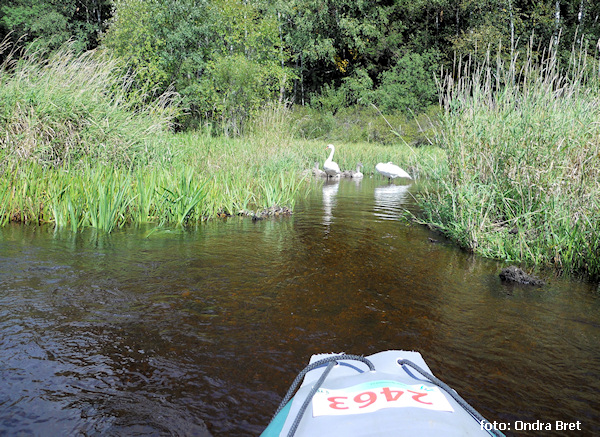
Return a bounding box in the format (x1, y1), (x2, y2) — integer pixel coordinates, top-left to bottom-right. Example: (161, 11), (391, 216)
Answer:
(0, 43), (178, 167)
(419, 41), (600, 278)
(0, 43), (441, 233)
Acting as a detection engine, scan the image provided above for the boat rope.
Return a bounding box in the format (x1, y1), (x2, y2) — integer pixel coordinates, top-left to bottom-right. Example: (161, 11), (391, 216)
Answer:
(269, 354), (375, 437)
(397, 359), (504, 437)
(270, 355), (501, 437)
(287, 360), (335, 437)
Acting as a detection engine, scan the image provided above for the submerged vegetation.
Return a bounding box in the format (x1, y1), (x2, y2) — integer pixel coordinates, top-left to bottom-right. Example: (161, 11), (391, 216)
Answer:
(418, 44), (600, 279)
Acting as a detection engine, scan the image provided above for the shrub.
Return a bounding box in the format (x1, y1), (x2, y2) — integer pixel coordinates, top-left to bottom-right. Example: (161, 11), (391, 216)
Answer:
(375, 50), (440, 114)
(200, 54), (289, 136)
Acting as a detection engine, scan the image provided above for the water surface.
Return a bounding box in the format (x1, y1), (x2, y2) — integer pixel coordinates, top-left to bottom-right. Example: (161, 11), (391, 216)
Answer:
(1, 177), (599, 436)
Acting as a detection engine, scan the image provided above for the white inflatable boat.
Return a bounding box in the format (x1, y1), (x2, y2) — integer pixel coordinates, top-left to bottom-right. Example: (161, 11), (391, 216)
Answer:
(262, 350), (504, 437)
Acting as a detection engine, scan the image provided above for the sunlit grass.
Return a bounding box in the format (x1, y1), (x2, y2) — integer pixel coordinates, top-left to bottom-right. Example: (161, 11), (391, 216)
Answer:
(0, 45), (178, 167)
(0, 42), (442, 233)
(417, 43), (600, 278)
(0, 131), (441, 231)
(83, 167), (132, 232)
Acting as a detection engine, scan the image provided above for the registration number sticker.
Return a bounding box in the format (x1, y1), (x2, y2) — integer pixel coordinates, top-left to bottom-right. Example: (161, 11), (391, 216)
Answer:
(312, 380), (454, 416)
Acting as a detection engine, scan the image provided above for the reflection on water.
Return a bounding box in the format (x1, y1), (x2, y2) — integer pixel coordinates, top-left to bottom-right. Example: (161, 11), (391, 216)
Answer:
(374, 183), (411, 220)
(321, 179), (339, 226)
(1, 177), (599, 436)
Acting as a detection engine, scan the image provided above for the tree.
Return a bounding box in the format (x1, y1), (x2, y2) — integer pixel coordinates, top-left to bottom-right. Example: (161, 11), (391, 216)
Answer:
(102, 0), (292, 132)
(0, 0), (110, 53)
(277, 0), (410, 104)
(103, 0), (212, 93)
(199, 0), (292, 132)
(375, 50), (441, 114)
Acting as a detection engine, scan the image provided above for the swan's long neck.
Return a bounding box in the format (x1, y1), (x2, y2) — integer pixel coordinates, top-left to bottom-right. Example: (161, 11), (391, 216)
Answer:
(326, 146), (335, 163)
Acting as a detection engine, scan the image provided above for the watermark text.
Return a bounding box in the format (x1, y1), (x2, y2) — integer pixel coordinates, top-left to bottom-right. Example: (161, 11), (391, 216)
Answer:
(481, 420), (581, 432)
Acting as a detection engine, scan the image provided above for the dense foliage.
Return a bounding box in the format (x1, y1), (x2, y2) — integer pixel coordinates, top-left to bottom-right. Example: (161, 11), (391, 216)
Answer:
(3, 1), (600, 278)
(418, 46), (600, 279)
(0, 0), (111, 53)
(2, 0), (600, 132)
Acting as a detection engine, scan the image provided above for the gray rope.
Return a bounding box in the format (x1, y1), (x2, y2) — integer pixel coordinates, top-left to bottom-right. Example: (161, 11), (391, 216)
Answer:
(269, 354), (375, 429)
(397, 359), (504, 437)
(287, 360), (336, 437)
(270, 355), (501, 437)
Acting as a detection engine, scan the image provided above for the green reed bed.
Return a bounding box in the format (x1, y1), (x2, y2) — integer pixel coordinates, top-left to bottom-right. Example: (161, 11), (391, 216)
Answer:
(0, 158), (300, 230)
(0, 45), (178, 167)
(0, 130), (440, 231)
(418, 46), (600, 278)
(0, 44), (441, 232)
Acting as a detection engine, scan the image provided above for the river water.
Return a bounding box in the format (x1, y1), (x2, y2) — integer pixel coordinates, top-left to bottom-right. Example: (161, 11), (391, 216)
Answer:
(1, 177), (599, 436)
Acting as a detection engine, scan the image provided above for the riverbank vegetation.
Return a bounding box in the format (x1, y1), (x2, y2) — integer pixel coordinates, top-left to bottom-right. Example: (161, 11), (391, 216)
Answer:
(2, 1), (600, 277)
(418, 44), (600, 279)
(0, 48), (437, 231)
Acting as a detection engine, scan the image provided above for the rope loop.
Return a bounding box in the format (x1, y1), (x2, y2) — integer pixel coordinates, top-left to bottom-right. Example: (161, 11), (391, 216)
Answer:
(397, 359), (504, 437)
(269, 354), (375, 436)
(269, 354), (502, 437)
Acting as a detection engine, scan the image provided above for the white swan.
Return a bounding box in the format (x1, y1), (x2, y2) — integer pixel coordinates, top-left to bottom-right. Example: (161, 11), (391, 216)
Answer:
(323, 144), (341, 178)
(351, 163), (364, 179)
(375, 162), (412, 181)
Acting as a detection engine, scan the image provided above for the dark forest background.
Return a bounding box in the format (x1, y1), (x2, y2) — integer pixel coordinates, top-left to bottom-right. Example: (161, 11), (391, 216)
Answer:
(2, 0), (600, 132)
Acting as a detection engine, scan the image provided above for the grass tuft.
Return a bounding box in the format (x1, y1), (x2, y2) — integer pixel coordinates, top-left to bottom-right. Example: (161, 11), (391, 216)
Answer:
(0, 42), (442, 233)
(418, 41), (600, 278)
(0, 43), (178, 167)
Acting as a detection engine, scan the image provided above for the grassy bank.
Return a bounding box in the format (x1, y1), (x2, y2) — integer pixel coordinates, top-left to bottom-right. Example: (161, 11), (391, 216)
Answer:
(0, 152), (305, 232)
(0, 47), (441, 232)
(1, 129), (440, 231)
(418, 47), (600, 279)
(0, 45), (178, 167)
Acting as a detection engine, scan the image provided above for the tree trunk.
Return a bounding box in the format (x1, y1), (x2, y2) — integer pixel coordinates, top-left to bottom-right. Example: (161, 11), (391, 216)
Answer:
(96, 0), (102, 27)
(456, 5), (459, 37)
(554, 0), (561, 50)
(507, 0), (515, 56)
(301, 53), (305, 106)
(278, 11), (285, 103)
